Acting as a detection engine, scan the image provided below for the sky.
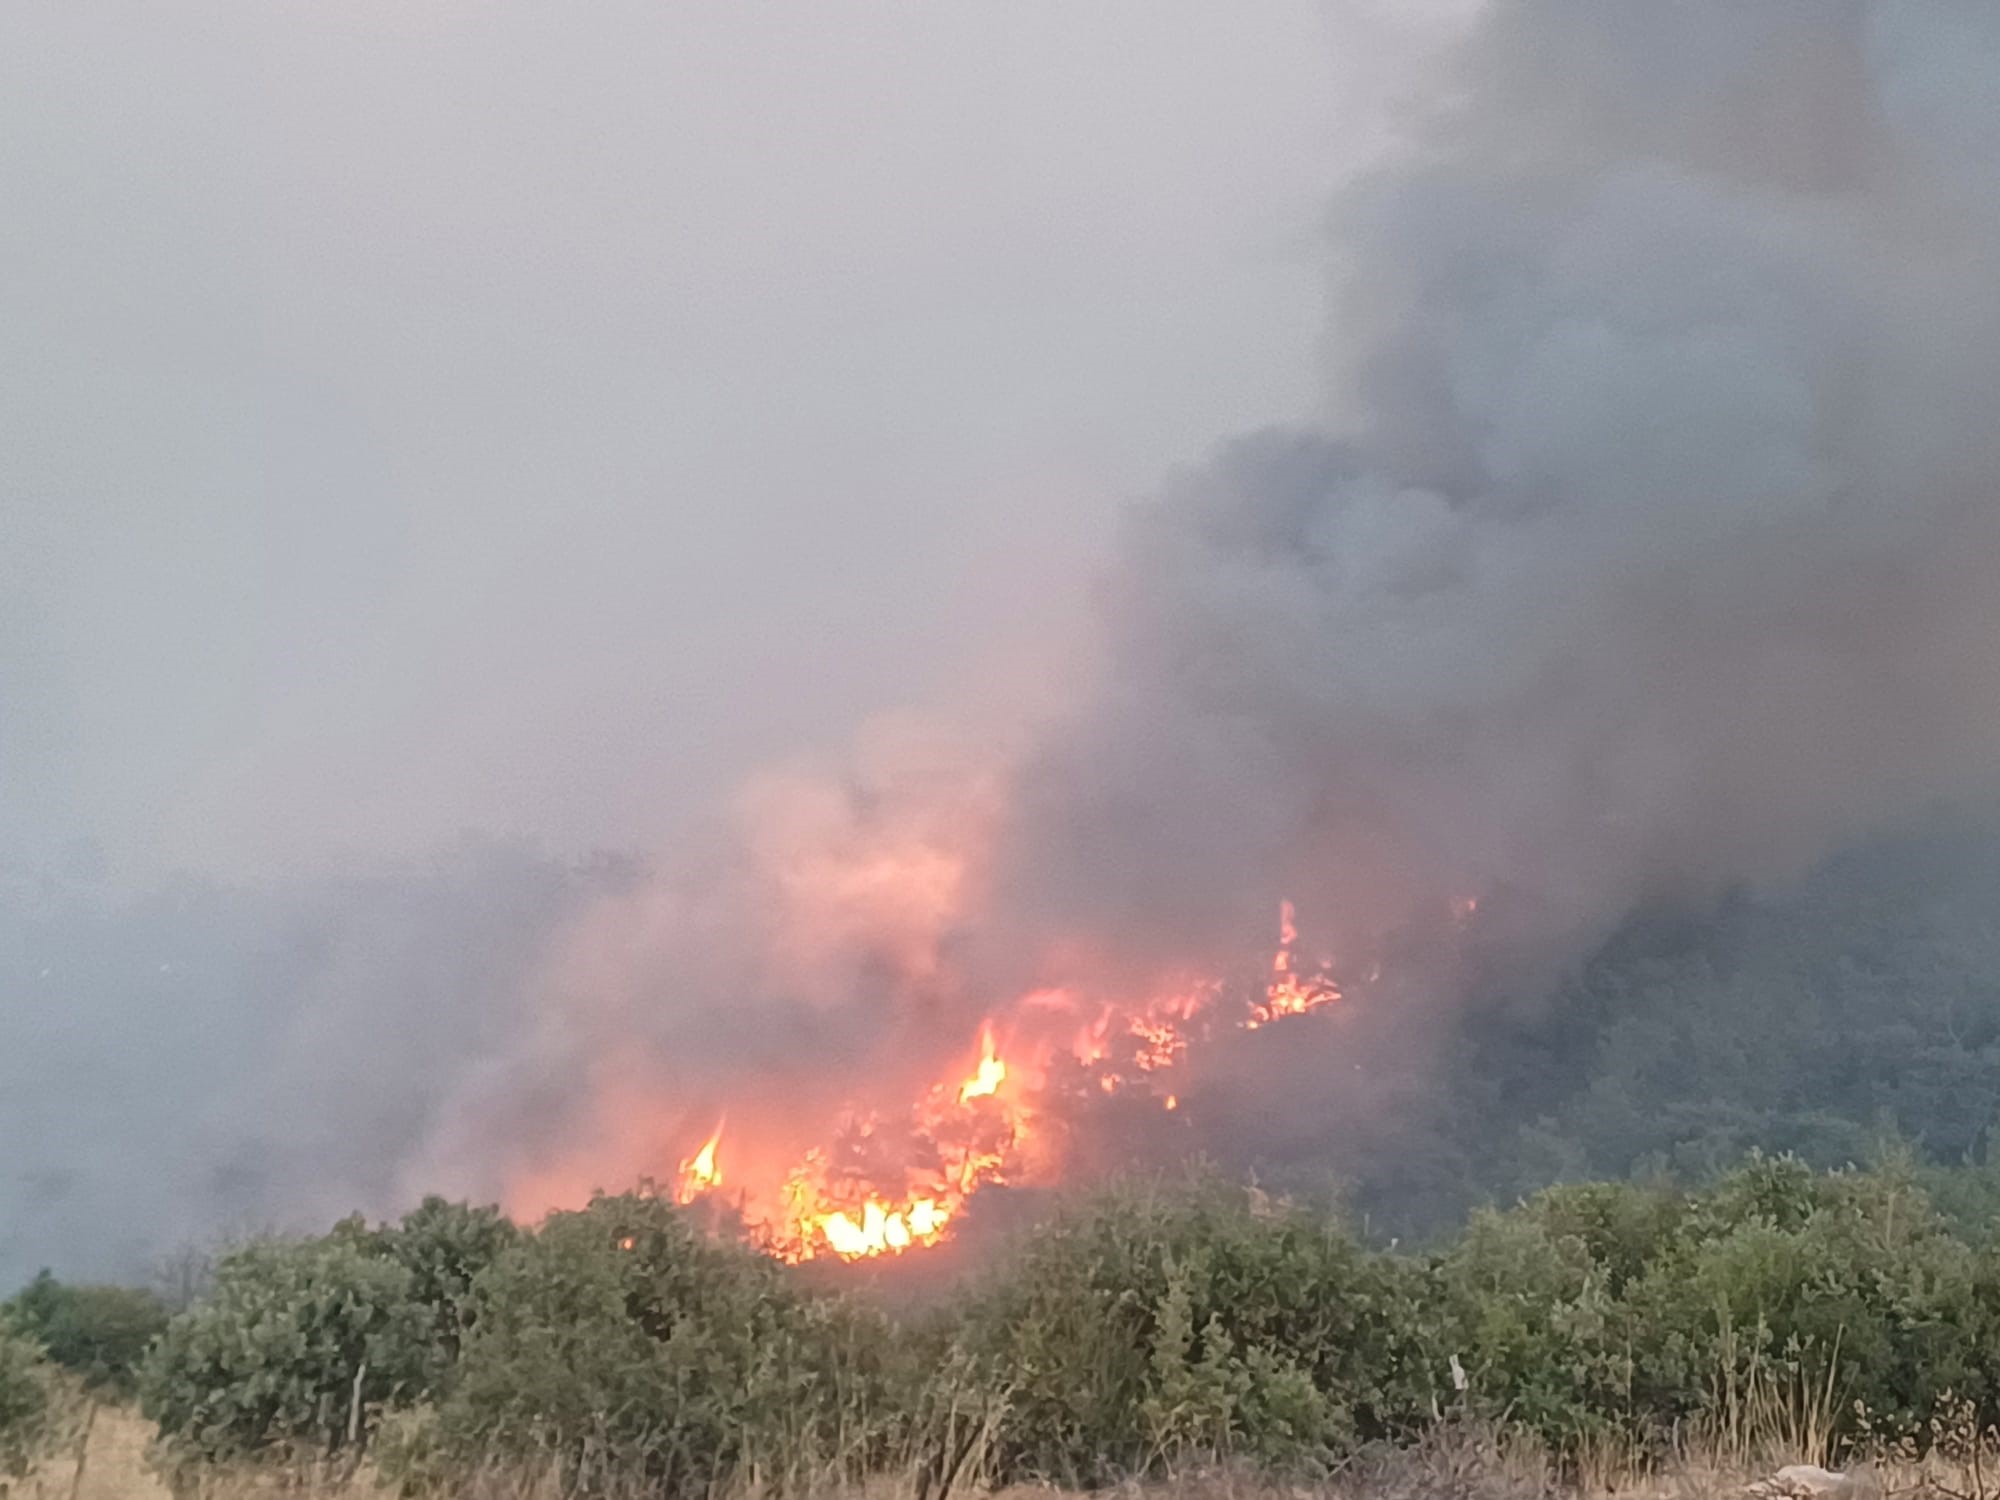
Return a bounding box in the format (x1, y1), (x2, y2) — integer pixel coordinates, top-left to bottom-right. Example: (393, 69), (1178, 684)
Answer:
(0, 1), (1468, 884)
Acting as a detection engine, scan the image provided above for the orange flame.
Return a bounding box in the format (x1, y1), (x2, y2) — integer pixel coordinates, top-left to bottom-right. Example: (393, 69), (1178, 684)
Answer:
(610, 900), (1356, 1263)
(957, 1022), (1007, 1102)
(1247, 899), (1341, 1028)
(675, 1121), (725, 1204)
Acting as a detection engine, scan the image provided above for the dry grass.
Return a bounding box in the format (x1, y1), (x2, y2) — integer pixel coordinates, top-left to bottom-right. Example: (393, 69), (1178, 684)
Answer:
(8, 1403), (169, 1500)
(19, 1406), (2000, 1500)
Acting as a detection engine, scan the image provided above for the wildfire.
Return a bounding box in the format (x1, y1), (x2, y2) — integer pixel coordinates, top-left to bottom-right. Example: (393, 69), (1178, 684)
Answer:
(1247, 899), (1341, 1028)
(816, 1195), (949, 1257)
(957, 1023), (1007, 1102)
(675, 1121), (724, 1204)
(647, 899), (1355, 1263)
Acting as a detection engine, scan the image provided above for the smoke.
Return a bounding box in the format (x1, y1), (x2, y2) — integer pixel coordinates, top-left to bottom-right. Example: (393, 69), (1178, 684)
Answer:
(10, 0), (2000, 1280)
(1000, 0), (2000, 980)
(420, 0), (2000, 1233)
(0, 840), (605, 1283)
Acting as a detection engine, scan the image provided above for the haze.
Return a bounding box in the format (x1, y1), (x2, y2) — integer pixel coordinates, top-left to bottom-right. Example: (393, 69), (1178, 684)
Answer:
(0, 1), (1436, 883)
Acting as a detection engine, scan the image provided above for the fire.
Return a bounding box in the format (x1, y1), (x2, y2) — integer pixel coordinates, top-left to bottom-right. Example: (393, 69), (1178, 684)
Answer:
(958, 1022), (1007, 1102)
(1247, 899), (1341, 1028)
(617, 899), (1359, 1263)
(675, 1121), (724, 1204)
(745, 1015), (1030, 1261)
(817, 1195), (949, 1257)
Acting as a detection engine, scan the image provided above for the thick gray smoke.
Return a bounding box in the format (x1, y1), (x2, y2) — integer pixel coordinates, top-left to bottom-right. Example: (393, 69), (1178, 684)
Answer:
(9, 0), (2000, 1282)
(998, 0), (2000, 986)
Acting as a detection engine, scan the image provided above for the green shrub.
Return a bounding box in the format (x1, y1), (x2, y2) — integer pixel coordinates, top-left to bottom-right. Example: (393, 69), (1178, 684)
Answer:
(1429, 1156), (2000, 1460)
(393, 1191), (910, 1497)
(1624, 1158), (1997, 1451)
(379, 1197), (520, 1368)
(120, 1155), (2000, 1493)
(1430, 1202), (1642, 1451)
(5, 1271), (168, 1395)
(137, 1196), (520, 1477)
(956, 1178), (1433, 1482)
(141, 1235), (433, 1468)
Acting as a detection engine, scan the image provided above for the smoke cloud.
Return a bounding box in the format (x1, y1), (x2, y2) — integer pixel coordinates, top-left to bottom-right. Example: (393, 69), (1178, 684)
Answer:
(1003, 0), (2000, 984)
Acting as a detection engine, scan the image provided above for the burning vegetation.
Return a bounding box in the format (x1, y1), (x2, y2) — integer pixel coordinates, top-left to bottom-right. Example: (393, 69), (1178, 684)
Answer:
(665, 899), (1349, 1262)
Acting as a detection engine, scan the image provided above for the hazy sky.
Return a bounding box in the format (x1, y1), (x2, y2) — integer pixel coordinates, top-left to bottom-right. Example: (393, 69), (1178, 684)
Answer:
(0, 2), (1471, 882)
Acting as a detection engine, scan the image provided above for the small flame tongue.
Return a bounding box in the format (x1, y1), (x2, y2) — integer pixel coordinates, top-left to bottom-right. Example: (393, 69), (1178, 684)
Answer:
(957, 1023), (1006, 1102)
(674, 1122), (724, 1204)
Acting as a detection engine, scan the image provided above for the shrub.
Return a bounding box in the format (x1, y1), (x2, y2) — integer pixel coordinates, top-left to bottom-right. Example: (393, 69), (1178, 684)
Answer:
(379, 1197), (520, 1369)
(1429, 1202), (1643, 1452)
(392, 1191), (910, 1497)
(5, 1271), (169, 1395)
(1431, 1156), (2000, 1461)
(141, 1235), (433, 1469)
(137, 1196), (520, 1478)
(956, 1177), (1433, 1483)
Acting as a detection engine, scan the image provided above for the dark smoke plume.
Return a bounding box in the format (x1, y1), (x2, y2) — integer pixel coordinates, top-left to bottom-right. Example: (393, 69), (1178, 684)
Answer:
(1001, 0), (2000, 986)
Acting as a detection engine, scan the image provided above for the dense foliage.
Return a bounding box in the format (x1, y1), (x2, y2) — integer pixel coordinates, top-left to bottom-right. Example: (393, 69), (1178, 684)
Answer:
(139, 1198), (516, 1471)
(4, 1271), (167, 1394)
(1355, 821), (2000, 1239)
(954, 1180), (1428, 1482)
(51, 1154), (2000, 1495)
(392, 1193), (915, 1496)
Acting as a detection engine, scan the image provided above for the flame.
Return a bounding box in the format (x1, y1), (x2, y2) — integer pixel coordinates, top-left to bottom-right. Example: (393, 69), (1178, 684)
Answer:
(1247, 899), (1341, 1028)
(546, 900), (1357, 1263)
(675, 1121), (725, 1204)
(756, 1016), (1030, 1261)
(957, 1022), (1007, 1102)
(817, 1195), (949, 1257)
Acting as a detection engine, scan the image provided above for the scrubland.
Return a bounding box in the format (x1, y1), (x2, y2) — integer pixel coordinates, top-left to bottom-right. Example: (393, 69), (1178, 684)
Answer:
(11, 1157), (2000, 1498)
